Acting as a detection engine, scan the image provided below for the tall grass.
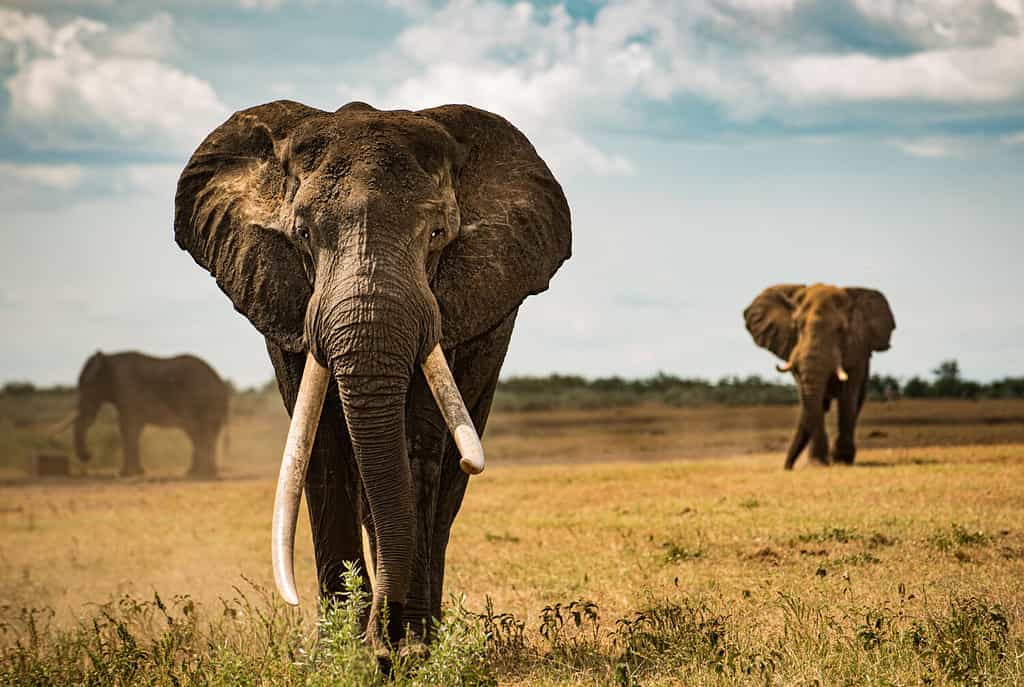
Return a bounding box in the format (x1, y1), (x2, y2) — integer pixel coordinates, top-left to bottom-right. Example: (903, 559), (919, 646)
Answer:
(3, 570), (1020, 686)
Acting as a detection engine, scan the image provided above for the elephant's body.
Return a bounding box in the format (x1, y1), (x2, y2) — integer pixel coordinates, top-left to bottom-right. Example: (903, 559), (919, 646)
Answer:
(744, 283), (895, 469)
(174, 100), (571, 652)
(74, 351), (230, 478)
(266, 310), (516, 632)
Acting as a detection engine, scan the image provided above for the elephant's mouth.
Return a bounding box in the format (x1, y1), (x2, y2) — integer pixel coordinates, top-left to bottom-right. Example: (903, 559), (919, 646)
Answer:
(775, 344), (848, 382)
(269, 345), (484, 606)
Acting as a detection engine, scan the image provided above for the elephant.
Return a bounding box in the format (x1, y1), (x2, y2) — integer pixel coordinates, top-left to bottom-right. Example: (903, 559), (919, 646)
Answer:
(743, 283), (895, 470)
(73, 350), (230, 478)
(173, 100), (571, 654)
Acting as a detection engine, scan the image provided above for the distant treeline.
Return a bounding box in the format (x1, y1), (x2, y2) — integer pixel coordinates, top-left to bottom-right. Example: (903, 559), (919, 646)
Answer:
(2, 360), (1022, 412)
(493, 374), (797, 411)
(492, 360), (1024, 411)
(869, 360), (1024, 402)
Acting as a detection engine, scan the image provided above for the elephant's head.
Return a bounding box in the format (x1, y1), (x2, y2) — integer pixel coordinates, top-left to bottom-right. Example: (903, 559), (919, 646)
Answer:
(174, 101), (570, 619)
(73, 350), (112, 463)
(744, 283), (895, 438)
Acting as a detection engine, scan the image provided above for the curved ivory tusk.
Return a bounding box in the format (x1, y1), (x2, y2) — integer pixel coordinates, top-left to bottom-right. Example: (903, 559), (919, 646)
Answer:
(836, 366), (849, 382)
(421, 344), (485, 475)
(272, 353), (329, 607)
(776, 360), (793, 373)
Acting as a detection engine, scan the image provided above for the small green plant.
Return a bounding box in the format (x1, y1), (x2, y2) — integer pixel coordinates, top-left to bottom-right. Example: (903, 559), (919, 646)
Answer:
(404, 596), (496, 687)
(796, 526), (861, 544)
(868, 532), (898, 547)
(483, 532), (520, 544)
(930, 523), (990, 552)
(834, 552), (882, 567)
(738, 498), (760, 509)
(912, 597), (1011, 683)
(662, 541), (704, 563)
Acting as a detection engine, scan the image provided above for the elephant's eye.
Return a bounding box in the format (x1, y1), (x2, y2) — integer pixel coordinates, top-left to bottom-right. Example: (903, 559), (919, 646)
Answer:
(297, 227), (310, 241)
(430, 227), (444, 240)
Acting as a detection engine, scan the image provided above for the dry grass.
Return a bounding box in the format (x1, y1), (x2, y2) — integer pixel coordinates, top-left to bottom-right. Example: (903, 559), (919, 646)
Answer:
(2, 398), (1023, 684)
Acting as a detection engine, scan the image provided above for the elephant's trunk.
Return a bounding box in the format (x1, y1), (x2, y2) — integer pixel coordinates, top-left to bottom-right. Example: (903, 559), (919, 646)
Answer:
(783, 394), (825, 470)
(73, 406), (97, 462)
(334, 359), (414, 642)
(270, 259), (484, 620)
(783, 353), (828, 469)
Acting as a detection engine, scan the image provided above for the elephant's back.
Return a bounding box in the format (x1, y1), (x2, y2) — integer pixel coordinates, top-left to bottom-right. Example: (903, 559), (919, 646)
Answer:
(110, 352), (230, 421)
(166, 355), (231, 419)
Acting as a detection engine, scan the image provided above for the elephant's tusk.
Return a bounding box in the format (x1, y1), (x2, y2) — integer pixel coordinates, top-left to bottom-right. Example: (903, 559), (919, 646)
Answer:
(776, 360), (794, 373)
(421, 344), (485, 475)
(836, 366), (849, 382)
(271, 353), (329, 607)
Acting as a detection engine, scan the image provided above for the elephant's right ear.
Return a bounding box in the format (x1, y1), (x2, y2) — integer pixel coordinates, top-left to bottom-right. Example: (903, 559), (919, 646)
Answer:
(743, 284), (805, 361)
(174, 100), (322, 353)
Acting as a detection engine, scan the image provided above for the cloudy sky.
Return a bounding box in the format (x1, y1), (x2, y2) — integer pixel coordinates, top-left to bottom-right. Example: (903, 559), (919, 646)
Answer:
(1, 0), (1022, 388)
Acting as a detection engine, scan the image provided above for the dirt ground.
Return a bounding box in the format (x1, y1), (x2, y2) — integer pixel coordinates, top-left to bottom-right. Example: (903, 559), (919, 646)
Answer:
(1, 398), (1023, 628)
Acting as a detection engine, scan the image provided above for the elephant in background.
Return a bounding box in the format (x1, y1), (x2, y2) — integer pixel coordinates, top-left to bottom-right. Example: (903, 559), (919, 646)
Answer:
(174, 100), (571, 653)
(73, 351), (230, 478)
(744, 283), (895, 469)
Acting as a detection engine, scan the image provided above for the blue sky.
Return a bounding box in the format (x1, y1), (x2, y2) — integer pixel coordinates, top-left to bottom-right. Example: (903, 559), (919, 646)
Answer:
(1, 0), (1022, 387)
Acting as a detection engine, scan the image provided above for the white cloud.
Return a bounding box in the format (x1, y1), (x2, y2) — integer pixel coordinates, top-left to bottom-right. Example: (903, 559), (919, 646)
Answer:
(0, 161), (83, 190)
(344, 1), (765, 175)
(1, 9), (226, 154)
(851, 0), (1019, 49)
(106, 12), (176, 59)
(891, 136), (973, 158)
(238, 0), (283, 10)
(767, 35), (1024, 104)
(332, 0), (1024, 175)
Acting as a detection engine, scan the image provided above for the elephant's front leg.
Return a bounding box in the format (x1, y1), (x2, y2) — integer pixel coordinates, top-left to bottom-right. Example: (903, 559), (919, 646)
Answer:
(427, 313), (516, 626)
(400, 404), (447, 644)
(809, 423), (830, 465)
(266, 342), (370, 604)
(118, 415), (144, 477)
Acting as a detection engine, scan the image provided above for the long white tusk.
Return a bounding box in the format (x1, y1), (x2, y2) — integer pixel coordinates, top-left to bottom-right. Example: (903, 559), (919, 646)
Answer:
(421, 344), (485, 475)
(271, 353), (329, 607)
(836, 366), (849, 382)
(776, 360), (793, 373)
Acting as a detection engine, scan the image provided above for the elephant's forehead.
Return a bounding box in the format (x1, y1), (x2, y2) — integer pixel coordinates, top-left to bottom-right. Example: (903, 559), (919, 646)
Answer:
(287, 110), (452, 171)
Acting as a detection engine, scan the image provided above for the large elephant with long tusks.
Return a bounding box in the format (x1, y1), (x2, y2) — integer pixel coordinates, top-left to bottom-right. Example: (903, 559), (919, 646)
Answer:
(744, 283), (895, 470)
(174, 100), (571, 653)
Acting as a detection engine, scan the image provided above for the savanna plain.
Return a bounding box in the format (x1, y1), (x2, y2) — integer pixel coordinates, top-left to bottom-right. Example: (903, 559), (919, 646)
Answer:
(2, 391), (1023, 685)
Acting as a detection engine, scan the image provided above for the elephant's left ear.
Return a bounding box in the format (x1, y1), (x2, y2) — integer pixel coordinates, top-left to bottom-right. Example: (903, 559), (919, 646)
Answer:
(846, 288), (895, 352)
(418, 105), (572, 348)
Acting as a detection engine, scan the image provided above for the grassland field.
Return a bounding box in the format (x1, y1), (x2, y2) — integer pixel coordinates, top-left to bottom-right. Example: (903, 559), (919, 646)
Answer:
(1, 393), (1023, 684)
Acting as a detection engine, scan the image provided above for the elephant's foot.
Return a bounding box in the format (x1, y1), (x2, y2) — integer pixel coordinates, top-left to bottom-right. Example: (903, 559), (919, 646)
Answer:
(186, 465), (218, 480)
(832, 441), (856, 465)
(398, 637), (430, 660)
(120, 464), (144, 478)
(367, 600), (406, 675)
(806, 455), (831, 467)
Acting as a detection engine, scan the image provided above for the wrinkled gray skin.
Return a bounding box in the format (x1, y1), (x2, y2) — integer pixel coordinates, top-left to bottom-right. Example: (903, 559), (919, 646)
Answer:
(174, 101), (571, 650)
(744, 283), (895, 470)
(74, 351), (230, 478)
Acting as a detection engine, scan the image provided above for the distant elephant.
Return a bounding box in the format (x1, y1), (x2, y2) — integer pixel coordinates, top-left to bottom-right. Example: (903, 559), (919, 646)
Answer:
(73, 351), (230, 478)
(174, 101), (571, 652)
(744, 283), (895, 469)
